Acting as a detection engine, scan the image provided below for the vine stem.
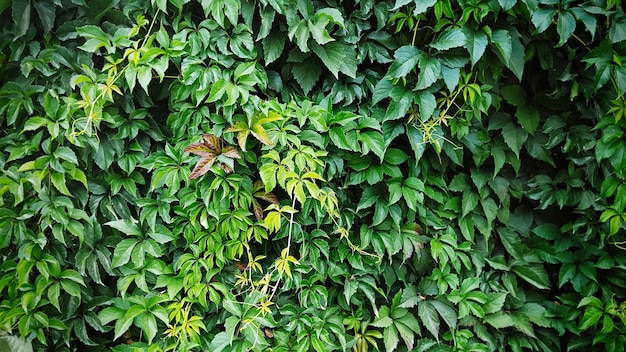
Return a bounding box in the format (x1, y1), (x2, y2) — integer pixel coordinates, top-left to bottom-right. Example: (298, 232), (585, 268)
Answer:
(268, 195), (298, 302)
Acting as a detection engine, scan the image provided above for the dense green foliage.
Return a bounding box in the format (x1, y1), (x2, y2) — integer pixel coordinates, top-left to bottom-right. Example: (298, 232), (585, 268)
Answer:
(1, 0), (626, 351)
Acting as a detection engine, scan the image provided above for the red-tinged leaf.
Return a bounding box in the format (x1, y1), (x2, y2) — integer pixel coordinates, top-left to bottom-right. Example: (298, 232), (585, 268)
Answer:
(184, 143), (214, 156)
(202, 133), (221, 150)
(189, 155), (217, 180)
(221, 146), (241, 159)
(253, 200), (264, 220)
(218, 162), (233, 173)
(256, 191), (279, 204)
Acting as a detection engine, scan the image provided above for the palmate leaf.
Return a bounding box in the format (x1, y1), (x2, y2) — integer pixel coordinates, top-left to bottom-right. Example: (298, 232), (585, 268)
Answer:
(226, 112), (281, 150)
(185, 134), (241, 179)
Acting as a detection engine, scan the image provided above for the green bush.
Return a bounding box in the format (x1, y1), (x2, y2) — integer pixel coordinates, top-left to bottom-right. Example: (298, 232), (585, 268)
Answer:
(1, 0), (626, 351)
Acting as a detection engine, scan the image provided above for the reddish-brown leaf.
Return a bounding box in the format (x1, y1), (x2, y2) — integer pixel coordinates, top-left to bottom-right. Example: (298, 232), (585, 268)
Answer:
(221, 146), (241, 159)
(184, 143), (214, 156)
(202, 133), (221, 151)
(252, 199), (264, 221)
(189, 155), (217, 179)
(218, 162), (233, 174)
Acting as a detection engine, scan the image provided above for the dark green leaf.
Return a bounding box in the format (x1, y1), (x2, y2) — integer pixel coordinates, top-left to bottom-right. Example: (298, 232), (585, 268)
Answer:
(463, 27), (488, 67)
(556, 10), (576, 47)
(388, 46), (423, 78)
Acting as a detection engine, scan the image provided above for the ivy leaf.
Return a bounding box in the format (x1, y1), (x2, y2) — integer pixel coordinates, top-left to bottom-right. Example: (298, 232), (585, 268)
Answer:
(498, 0), (517, 11)
(413, 0), (437, 15)
(610, 18), (626, 44)
(32, 0), (55, 34)
(310, 42), (344, 78)
(418, 301), (441, 341)
(105, 219), (142, 237)
(490, 29), (512, 65)
(415, 91), (436, 120)
(463, 27), (488, 67)
(185, 134), (240, 179)
(512, 263), (550, 290)
(384, 92), (413, 122)
(416, 56), (441, 90)
(507, 33), (526, 81)
(556, 10), (576, 47)
(292, 57), (321, 94)
(359, 131), (386, 162)
(501, 123), (528, 158)
(388, 46), (423, 78)
(111, 239), (139, 268)
(532, 8), (556, 34)
(516, 105), (540, 134)
(51, 172), (72, 196)
(462, 191), (478, 218)
(430, 28), (466, 51)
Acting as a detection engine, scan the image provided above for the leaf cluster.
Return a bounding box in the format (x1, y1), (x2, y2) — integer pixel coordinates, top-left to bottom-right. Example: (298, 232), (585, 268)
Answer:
(1, 0), (626, 351)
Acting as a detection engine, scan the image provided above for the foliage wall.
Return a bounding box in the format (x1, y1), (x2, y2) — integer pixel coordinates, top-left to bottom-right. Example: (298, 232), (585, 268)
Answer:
(1, 0), (626, 351)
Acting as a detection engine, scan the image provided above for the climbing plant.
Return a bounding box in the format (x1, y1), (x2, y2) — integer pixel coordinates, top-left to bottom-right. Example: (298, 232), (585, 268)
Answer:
(1, 0), (626, 351)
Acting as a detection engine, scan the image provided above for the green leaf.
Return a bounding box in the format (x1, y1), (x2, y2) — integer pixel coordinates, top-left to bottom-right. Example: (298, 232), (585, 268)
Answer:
(413, 0), (437, 15)
(502, 123), (528, 157)
(532, 8), (556, 34)
(516, 105), (539, 134)
(310, 42), (350, 79)
(415, 91), (436, 120)
(490, 29), (512, 65)
(263, 33), (285, 64)
(384, 92), (413, 122)
(481, 197), (498, 225)
(500, 85), (526, 106)
(384, 148), (410, 165)
(463, 27), (488, 67)
(462, 192), (478, 218)
(114, 305), (144, 341)
(430, 28), (466, 51)
(0, 335), (33, 352)
(371, 306), (393, 327)
(111, 238), (139, 268)
(508, 32), (525, 80)
(383, 324), (400, 352)
(12, 0), (31, 40)
(441, 65), (460, 91)
(556, 10), (576, 47)
(388, 46), (422, 78)
(491, 144), (506, 177)
(418, 301), (441, 341)
(416, 56), (441, 90)
(498, 0), (517, 11)
(610, 19), (626, 44)
(51, 172), (72, 196)
(484, 311), (515, 328)
(512, 263), (550, 290)
(359, 131), (386, 161)
(105, 220), (143, 237)
(292, 58), (321, 95)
